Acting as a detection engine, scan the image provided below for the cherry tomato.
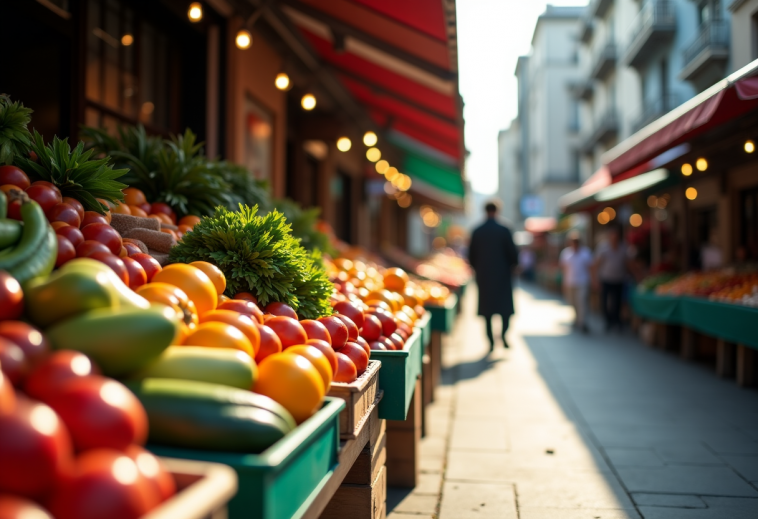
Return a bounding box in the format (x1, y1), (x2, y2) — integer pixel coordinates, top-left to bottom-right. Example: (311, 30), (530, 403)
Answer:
(333, 352), (357, 383)
(47, 203), (81, 228)
(305, 338), (338, 375)
(123, 242), (143, 256)
(0, 338), (27, 386)
(81, 223), (122, 255)
(218, 299), (264, 324)
(0, 272), (23, 321)
(76, 240), (111, 258)
(62, 197), (85, 220)
(80, 211), (109, 228)
(234, 292), (258, 304)
(334, 314), (359, 341)
(25, 183), (62, 214)
(0, 398), (74, 499)
(44, 376), (147, 452)
(122, 257), (147, 289)
(124, 445), (176, 503)
(56, 224), (84, 248)
(89, 252), (129, 285)
(333, 301), (365, 330)
(341, 342), (368, 375)
(0, 493), (54, 518)
(265, 316), (308, 349)
(24, 351), (98, 402)
(359, 314), (382, 341)
(255, 324), (282, 363)
(0, 322), (48, 369)
(55, 235), (76, 267)
(300, 319), (332, 344)
(129, 253), (162, 282)
(0, 165), (31, 190)
(318, 316), (348, 349)
(49, 449), (158, 519)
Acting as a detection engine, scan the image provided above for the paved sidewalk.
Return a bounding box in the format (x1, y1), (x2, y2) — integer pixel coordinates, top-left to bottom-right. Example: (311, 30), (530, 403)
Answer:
(387, 283), (758, 518)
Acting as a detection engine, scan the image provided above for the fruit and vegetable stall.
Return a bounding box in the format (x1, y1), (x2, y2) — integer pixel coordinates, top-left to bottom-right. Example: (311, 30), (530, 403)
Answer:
(0, 95), (461, 518)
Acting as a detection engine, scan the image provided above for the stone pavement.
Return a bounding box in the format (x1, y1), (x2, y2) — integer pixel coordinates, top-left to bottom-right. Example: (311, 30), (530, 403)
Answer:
(386, 283), (758, 519)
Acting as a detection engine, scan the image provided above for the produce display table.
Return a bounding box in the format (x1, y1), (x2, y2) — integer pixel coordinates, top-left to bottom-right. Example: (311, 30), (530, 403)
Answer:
(414, 312), (432, 437)
(385, 376), (422, 488)
(370, 330), (423, 421)
(424, 294), (458, 402)
(328, 360), (381, 439)
(149, 397), (345, 519)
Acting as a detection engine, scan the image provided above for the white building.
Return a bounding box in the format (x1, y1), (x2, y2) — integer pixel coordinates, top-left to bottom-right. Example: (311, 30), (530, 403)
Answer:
(729, 0), (758, 71)
(497, 121), (521, 224)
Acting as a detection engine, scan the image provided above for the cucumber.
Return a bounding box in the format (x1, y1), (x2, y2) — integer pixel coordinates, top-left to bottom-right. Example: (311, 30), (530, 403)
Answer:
(0, 220), (21, 249)
(129, 378), (295, 452)
(10, 226), (56, 284)
(131, 346), (257, 390)
(0, 191), (6, 219)
(0, 200), (48, 271)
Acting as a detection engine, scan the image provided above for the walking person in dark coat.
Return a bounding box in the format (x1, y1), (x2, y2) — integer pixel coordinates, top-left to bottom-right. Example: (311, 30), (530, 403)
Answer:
(468, 201), (518, 351)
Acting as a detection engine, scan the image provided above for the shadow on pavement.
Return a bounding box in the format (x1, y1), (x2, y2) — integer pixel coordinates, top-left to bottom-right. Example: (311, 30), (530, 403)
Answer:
(441, 355), (503, 386)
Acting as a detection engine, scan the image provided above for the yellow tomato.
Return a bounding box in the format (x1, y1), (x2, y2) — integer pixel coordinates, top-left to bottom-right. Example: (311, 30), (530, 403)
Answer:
(254, 353), (325, 423)
(189, 261), (226, 296)
(152, 264), (218, 315)
(183, 321), (253, 356)
(136, 282), (199, 343)
(285, 345), (333, 392)
(199, 310), (260, 357)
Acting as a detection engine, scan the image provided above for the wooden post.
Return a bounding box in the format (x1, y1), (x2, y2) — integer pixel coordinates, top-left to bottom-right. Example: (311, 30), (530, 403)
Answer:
(737, 345), (756, 388)
(430, 331), (442, 397)
(680, 326), (696, 359)
(716, 340), (736, 378)
(421, 350), (431, 438)
(385, 378), (422, 488)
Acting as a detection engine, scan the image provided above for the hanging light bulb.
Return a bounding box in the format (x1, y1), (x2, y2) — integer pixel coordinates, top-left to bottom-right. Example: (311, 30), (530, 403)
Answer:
(745, 140), (755, 153)
(301, 94), (316, 111)
(188, 2), (203, 22)
(336, 137), (352, 152)
(375, 160), (389, 174)
(366, 148), (381, 162)
(275, 73), (290, 90)
(681, 163), (693, 176)
(363, 131), (377, 147)
(235, 30), (252, 49)
(686, 187), (698, 200)
(695, 158), (708, 171)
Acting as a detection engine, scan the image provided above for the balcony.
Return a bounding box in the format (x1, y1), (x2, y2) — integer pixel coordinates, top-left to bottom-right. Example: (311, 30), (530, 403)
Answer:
(589, 0), (613, 18)
(624, 0), (677, 69)
(579, 18), (594, 44)
(591, 43), (617, 80)
(581, 109), (618, 153)
(569, 78), (594, 100)
(631, 93), (681, 133)
(680, 20), (729, 87)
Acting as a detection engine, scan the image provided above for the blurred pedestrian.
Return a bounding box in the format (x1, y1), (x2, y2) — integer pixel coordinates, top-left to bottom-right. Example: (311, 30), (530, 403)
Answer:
(594, 225), (630, 332)
(519, 246), (536, 281)
(560, 231), (592, 333)
(468, 201), (518, 351)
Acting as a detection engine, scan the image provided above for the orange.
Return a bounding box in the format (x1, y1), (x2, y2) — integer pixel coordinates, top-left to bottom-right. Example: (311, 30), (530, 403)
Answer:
(364, 299), (391, 313)
(129, 205), (148, 218)
(136, 282), (199, 343)
(254, 353), (324, 423)
(153, 213), (173, 225)
(160, 228), (178, 240)
(123, 187), (147, 206)
(285, 345), (333, 392)
(179, 215), (201, 227)
(151, 264), (218, 315)
(383, 268), (409, 292)
(190, 261), (226, 296)
(365, 290), (400, 312)
(183, 321), (253, 356)
(178, 224), (193, 235)
(111, 201), (132, 215)
(218, 294), (230, 305)
(199, 310), (260, 357)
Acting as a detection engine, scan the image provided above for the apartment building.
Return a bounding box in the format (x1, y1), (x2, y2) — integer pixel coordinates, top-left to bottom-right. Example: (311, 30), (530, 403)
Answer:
(497, 122), (521, 224)
(729, 0), (758, 71)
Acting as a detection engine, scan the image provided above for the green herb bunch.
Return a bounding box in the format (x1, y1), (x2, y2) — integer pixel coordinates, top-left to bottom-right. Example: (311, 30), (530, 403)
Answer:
(169, 204), (334, 319)
(0, 94), (33, 165)
(16, 131), (127, 213)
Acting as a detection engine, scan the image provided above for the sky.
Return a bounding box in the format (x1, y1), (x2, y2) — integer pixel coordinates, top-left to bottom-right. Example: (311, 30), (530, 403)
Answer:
(457, 0), (588, 195)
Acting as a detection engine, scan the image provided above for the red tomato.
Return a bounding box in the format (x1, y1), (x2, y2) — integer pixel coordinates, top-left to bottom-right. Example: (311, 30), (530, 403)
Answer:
(0, 338), (27, 386)
(0, 494), (54, 518)
(341, 342), (368, 375)
(0, 272), (23, 321)
(49, 449), (158, 519)
(333, 352), (357, 383)
(25, 183), (61, 214)
(359, 314), (382, 341)
(124, 445), (176, 503)
(43, 376), (147, 452)
(233, 292), (258, 304)
(317, 316), (348, 349)
(300, 319), (332, 344)
(254, 324), (283, 363)
(129, 253), (162, 282)
(89, 252), (129, 285)
(368, 309), (397, 337)
(0, 322), (48, 369)
(24, 351), (98, 402)
(305, 339), (338, 375)
(376, 336), (396, 350)
(0, 165), (31, 190)
(368, 340), (387, 351)
(123, 242), (143, 256)
(55, 235), (76, 268)
(56, 224), (84, 248)
(81, 223), (122, 255)
(333, 301), (365, 330)
(62, 197), (85, 220)
(397, 322), (413, 338)
(395, 328), (409, 342)
(47, 203), (81, 228)
(264, 302), (298, 319)
(76, 240), (111, 258)
(334, 314), (358, 341)
(1, 185), (23, 220)
(0, 368), (15, 415)
(122, 257), (147, 289)
(389, 333), (405, 350)
(354, 336), (371, 357)
(265, 316), (307, 349)
(0, 398), (74, 499)
(139, 203), (151, 214)
(218, 299), (264, 324)
(80, 211), (109, 228)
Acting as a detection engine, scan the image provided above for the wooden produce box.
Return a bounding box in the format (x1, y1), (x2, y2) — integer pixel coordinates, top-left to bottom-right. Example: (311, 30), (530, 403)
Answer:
(149, 398), (345, 519)
(328, 360), (381, 439)
(414, 312), (432, 350)
(145, 458), (238, 519)
(320, 466), (386, 519)
(370, 330), (423, 421)
(386, 377), (422, 488)
(425, 294), (458, 333)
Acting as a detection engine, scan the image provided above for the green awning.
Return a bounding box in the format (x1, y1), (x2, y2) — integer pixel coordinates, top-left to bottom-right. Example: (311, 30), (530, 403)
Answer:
(403, 153), (465, 199)
(595, 168), (669, 202)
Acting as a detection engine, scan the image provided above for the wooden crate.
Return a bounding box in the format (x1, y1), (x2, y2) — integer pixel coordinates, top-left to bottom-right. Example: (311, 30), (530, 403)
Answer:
(328, 360), (381, 439)
(385, 377), (421, 488)
(144, 458), (237, 519)
(344, 423), (386, 485)
(320, 466), (387, 519)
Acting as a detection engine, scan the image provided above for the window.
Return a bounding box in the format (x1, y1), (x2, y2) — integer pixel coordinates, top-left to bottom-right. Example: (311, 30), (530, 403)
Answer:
(244, 95), (273, 181)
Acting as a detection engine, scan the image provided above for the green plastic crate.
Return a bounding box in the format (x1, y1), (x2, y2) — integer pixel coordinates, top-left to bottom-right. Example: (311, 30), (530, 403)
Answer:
(426, 294), (458, 333)
(415, 312), (432, 350)
(370, 329), (422, 420)
(148, 397), (345, 519)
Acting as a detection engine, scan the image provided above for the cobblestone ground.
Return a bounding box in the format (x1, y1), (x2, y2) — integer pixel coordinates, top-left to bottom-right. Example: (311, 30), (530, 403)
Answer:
(387, 283), (758, 519)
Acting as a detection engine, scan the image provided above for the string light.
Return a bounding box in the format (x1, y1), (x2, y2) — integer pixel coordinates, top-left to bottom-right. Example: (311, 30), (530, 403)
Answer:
(275, 73), (290, 90)
(629, 213), (643, 227)
(398, 193), (412, 208)
(647, 195), (658, 208)
(385, 167), (398, 181)
(597, 212), (610, 224)
(235, 30), (252, 49)
(745, 140), (755, 153)
(366, 148), (381, 162)
(301, 94), (316, 111)
(685, 187), (698, 200)
(188, 2), (202, 22)
(375, 160), (389, 174)
(681, 163), (693, 176)
(363, 131), (378, 147)
(121, 34), (134, 46)
(336, 137), (351, 152)
(695, 158), (708, 171)
(603, 207), (616, 219)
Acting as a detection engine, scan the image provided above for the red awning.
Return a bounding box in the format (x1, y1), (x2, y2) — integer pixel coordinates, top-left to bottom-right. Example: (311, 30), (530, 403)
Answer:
(602, 64), (758, 179)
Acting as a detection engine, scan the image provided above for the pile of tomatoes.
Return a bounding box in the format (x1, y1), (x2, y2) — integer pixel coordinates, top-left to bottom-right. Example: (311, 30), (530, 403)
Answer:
(0, 323), (176, 519)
